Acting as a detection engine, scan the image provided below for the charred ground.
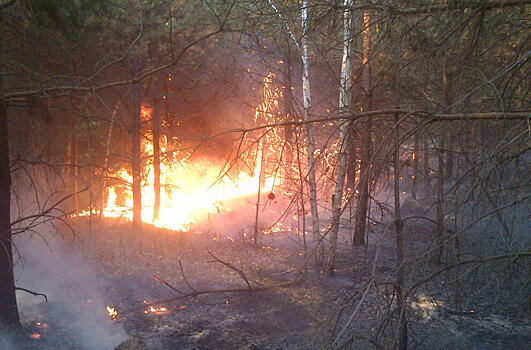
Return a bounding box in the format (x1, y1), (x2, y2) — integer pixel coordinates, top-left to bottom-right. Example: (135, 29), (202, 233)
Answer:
(8, 208), (530, 350)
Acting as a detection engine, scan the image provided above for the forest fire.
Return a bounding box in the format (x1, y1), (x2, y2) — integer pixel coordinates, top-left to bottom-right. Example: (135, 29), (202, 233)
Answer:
(93, 74), (284, 231)
(101, 154), (276, 231)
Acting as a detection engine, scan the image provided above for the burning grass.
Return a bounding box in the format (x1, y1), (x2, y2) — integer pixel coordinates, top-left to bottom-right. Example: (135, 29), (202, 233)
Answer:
(70, 219), (327, 349)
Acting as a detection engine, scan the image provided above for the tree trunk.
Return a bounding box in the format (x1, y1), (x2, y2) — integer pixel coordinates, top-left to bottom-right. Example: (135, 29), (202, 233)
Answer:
(446, 133), (455, 179)
(102, 102), (118, 216)
(393, 36), (407, 350)
(267, 0), (321, 264)
(0, 101), (21, 329)
(423, 132), (430, 198)
(132, 81), (142, 231)
(300, 0), (322, 266)
(323, 0), (353, 276)
(253, 141), (265, 249)
(65, 134), (72, 174)
(434, 56), (449, 266)
(282, 47), (294, 169)
(295, 129), (307, 259)
(72, 135), (79, 213)
(152, 95), (161, 223)
(412, 130), (419, 200)
(346, 129), (358, 192)
(394, 113), (407, 350)
(347, 129), (358, 245)
(434, 126), (445, 266)
(353, 143), (369, 246)
(353, 10), (372, 246)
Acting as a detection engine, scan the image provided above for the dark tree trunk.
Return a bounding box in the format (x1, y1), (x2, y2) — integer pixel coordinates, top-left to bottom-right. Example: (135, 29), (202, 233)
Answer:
(152, 96), (161, 223)
(412, 131), (419, 200)
(353, 10), (372, 246)
(253, 142), (265, 249)
(72, 135), (79, 212)
(353, 120), (370, 246)
(446, 133), (455, 179)
(0, 101), (21, 329)
(346, 128), (358, 192)
(282, 49), (294, 168)
(434, 127), (445, 266)
(394, 113), (407, 350)
(132, 82), (142, 231)
(423, 132), (430, 198)
(347, 128), (358, 245)
(434, 56), (450, 266)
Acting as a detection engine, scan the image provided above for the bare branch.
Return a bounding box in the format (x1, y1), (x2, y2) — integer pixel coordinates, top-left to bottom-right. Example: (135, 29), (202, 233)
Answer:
(15, 287), (48, 303)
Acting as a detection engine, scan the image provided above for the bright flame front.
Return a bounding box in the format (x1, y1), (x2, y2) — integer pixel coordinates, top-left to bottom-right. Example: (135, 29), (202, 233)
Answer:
(103, 152), (274, 231)
(100, 73), (283, 231)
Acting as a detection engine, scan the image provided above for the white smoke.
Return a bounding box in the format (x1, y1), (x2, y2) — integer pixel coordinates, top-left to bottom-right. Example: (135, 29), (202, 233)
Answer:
(12, 228), (127, 350)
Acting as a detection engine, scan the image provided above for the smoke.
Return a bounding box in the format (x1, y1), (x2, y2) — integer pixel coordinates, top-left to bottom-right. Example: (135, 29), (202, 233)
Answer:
(12, 228), (127, 350)
(0, 336), (15, 350)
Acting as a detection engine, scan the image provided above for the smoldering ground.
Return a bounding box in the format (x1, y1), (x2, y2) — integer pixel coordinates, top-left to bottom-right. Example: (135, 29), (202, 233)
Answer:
(5, 228), (127, 350)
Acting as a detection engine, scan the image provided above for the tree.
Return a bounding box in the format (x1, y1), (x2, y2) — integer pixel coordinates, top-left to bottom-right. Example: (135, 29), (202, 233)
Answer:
(0, 100), (20, 329)
(266, 0), (322, 264)
(352, 10), (372, 246)
(323, 0), (354, 276)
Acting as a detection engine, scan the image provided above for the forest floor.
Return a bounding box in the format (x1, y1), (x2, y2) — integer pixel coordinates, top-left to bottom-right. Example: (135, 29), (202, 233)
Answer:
(9, 211), (531, 350)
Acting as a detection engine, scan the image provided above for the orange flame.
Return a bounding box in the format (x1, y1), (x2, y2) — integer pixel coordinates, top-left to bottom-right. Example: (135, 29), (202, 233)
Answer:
(106, 306), (118, 320)
(98, 74), (284, 231)
(144, 306), (168, 314)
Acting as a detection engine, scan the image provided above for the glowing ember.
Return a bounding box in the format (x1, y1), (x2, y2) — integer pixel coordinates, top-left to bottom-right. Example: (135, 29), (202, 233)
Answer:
(106, 306), (118, 320)
(144, 306), (168, 314)
(29, 333), (41, 339)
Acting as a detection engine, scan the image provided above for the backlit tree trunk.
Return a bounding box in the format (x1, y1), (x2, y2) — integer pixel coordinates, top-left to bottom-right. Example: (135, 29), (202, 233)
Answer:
(0, 101), (21, 329)
(132, 79), (142, 231)
(102, 102), (118, 217)
(324, 0), (353, 276)
(353, 11), (372, 246)
(281, 47), (294, 168)
(152, 94), (161, 223)
(72, 135), (79, 213)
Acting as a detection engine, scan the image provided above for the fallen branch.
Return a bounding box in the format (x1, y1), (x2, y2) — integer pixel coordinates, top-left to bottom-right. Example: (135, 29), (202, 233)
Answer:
(207, 250), (252, 290)
(179, 259), (198, 292)
(153, 275), (186, 295)
(15, 287), (48, 303)
(150, 280), (302, 305)
(133, 253), (303, 317)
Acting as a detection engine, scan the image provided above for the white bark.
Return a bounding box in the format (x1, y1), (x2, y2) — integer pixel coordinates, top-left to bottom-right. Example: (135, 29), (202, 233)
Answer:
(300, 0), (322, 264)
(267, 0), (321, 263)
(324, 0), (353, 275)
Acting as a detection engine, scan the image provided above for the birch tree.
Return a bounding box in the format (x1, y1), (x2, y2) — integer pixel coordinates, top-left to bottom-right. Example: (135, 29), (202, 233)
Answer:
(323, 0), (353, 276)
(267, 0), (322, 264)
